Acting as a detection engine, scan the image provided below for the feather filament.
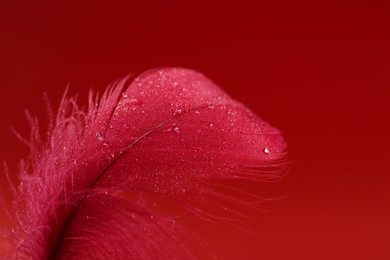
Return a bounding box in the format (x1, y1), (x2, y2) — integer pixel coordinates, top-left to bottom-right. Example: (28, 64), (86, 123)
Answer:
(1, 68), (286, 259)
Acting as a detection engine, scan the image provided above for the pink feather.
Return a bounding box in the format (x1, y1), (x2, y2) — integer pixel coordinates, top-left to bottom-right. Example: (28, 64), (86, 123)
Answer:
(1, 68), (286, 259)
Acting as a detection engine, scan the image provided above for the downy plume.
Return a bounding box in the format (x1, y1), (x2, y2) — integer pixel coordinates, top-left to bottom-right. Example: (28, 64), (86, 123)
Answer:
(1, 68), (287, 259)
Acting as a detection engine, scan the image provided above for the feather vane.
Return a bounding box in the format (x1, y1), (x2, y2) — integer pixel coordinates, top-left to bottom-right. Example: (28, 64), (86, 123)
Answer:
(1, 68), (286, 259)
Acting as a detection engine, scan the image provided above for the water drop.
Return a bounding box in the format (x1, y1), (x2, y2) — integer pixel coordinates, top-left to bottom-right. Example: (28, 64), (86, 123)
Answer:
(173, 126), (180, 133)
(96, 132), (104, 141)
(210, 123), (213, 127)
(122, 93), (128, 98)
(263, 147), (270, 154)
(130, 98), (142, 105)
(208, 103), (215, 109)
(174, 109), (182, 115)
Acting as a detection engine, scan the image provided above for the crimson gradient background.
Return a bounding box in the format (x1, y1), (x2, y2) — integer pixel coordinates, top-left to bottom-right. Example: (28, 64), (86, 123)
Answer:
(0, 1), (389, 259)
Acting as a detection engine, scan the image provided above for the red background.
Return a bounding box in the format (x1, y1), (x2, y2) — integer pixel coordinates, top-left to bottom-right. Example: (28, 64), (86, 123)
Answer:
(1, 1), (389, 259)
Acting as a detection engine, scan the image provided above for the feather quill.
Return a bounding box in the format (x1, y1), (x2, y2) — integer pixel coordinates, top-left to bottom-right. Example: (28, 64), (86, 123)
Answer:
(1, 68), (286, 259)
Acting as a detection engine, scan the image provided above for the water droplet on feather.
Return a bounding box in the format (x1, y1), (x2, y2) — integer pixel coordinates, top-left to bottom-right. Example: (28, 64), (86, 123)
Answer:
(174, 109), (182, 115)
(130, 98), (142, 105)
(96, 132), (104, 141)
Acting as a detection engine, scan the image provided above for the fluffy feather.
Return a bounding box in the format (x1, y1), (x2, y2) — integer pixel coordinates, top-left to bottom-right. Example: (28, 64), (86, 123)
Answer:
(1, 68), (286, 259)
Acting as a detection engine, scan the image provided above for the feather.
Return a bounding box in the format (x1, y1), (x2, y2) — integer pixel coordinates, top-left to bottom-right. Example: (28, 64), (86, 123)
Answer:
(1, 68), (287, 259)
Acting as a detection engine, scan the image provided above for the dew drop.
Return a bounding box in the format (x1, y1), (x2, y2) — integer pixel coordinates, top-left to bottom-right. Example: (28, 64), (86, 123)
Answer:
(122, 93), (128, 98)
(208, 103), (215, 109)
(263, 147), (270, 154)
(130, 98), (142, 105)
(174, 109), (182, 115)
(96, 132), (104, 141)
(210, 123), (213, 127)
(173, 126), (180, 133)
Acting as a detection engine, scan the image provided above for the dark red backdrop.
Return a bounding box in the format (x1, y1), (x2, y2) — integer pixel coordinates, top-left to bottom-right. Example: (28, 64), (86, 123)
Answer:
(1, 1), (389, 259)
